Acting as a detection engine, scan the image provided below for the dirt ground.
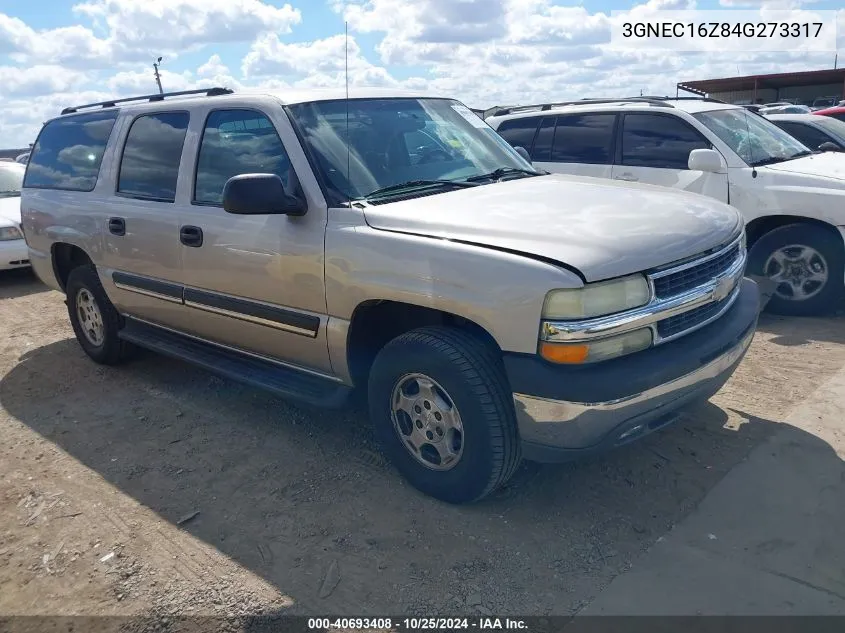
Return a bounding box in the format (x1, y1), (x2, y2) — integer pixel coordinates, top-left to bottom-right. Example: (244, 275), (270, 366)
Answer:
(1, 267), (844, 623)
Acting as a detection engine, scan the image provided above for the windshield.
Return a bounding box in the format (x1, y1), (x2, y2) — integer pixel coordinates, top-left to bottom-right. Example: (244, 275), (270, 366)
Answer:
(693, 108), (810, 167)
(286, 97), (535, 201)
(812, 116), (845, 140)
(0, 164), (25, 196)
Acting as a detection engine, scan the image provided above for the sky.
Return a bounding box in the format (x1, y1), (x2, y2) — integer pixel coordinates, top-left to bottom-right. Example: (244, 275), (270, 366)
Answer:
(1, 0), (843, 147)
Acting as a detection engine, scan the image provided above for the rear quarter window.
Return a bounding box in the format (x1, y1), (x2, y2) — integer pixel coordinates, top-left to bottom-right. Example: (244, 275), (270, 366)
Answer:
(23, 111), (118, 192)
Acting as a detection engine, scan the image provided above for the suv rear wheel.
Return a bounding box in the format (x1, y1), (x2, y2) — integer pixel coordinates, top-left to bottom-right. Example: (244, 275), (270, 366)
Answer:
(368, 326), (521, 504)
(749, 223), (844, 316)
(66, 265), (134, 364)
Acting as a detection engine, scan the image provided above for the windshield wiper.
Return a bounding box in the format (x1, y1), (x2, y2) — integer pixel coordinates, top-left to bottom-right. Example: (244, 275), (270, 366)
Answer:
(465, 167), (544, 183)
(750, 156), (788, 167)
(751, 150), (814, 167)
(363, 179), (478, 199)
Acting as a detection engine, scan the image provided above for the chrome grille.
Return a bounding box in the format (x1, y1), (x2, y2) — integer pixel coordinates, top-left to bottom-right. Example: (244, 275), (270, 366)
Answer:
(656, 294), (733, 339)
(652, 243), (740, 299)
(538, 233), (747, 352)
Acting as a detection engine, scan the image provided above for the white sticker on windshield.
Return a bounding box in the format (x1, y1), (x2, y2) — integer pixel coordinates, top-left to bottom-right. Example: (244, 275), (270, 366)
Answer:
(451, 104), (487, 128)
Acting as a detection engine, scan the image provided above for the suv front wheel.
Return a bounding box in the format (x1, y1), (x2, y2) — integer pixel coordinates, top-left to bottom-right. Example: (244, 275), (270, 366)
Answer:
(368, 326), (521, 504)
(749, 223), (844, 316)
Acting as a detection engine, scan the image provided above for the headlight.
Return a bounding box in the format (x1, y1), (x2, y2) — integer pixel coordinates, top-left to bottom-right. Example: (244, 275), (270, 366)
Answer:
(0, 226), (23, 241)
(542, 274), (651, 320)
(539, 328), (653, 364)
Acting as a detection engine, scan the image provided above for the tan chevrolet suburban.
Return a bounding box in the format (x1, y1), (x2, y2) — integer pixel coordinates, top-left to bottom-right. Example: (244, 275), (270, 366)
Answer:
(21, 87), (760, 503)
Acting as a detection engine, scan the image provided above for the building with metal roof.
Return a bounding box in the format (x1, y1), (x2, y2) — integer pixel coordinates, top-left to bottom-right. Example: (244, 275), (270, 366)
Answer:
(677, 68), (845, 107)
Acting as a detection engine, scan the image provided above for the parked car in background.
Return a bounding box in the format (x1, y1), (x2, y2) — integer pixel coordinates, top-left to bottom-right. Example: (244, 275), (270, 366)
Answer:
(15, 152), (30, 165)
(766, 114), (845, 152)
(813, 106), (845, 122)
(758, 104), (812, 115)
(487, 96), (845, 316)
(0, 161), (29, 271)
(812, 96), (840, 110)
(21, 87), (760, 503)
(740, 104), (763, 114)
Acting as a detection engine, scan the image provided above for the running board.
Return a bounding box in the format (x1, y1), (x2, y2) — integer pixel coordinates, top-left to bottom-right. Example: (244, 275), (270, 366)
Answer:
(118, 318), (352, 409)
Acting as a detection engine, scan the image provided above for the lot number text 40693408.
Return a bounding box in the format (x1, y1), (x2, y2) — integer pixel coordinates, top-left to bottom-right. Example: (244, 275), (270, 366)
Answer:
(307, 618), (529, 630)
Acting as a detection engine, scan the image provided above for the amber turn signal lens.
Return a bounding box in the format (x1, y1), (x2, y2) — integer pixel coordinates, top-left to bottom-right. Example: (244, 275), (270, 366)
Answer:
(539, 342), (590, 364)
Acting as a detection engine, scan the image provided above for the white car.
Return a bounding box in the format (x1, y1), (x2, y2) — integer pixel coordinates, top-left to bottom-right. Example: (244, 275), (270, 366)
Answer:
(758, 104), (812, 115)
(487, 97), (845, 316)
(0, 162), (30, 271)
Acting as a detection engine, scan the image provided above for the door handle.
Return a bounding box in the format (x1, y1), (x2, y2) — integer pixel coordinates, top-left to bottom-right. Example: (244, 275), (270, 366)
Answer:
(180, 225), (203, 248)
(108, 217), (126, 236)
(614, 173), (639, 182)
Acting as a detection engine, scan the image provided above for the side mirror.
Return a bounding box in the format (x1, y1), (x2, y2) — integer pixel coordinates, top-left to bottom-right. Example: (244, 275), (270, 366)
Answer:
(818, 142), (841, 153)
(688, 148), (724, 173)
(513, 146), (532, 163)
(222, 173), (306, 216)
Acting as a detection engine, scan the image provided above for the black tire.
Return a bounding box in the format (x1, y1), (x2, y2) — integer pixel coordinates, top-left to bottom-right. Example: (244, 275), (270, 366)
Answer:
(748, 223), (844, 317)
(368, 326), (521, 504)
(66, 264), (134, 365)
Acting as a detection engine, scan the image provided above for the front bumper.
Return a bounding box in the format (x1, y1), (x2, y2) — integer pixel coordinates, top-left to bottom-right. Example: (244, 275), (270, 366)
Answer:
(0, 238), (30, 271)
(507, 277), (760, 462)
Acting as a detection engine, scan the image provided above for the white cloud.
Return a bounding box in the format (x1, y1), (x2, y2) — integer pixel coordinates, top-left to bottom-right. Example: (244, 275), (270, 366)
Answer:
(242, 33), (400, 89)
(74, 0), (302, 58)
(1, 0), (845, 147)
(2, 0), (301, 68)
(107, 69), (195, 95)
(197, 54), (229, 78)
(0, 65), (90, 97)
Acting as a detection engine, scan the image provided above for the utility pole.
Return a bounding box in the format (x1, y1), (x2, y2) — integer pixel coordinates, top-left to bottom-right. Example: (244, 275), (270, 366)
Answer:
(153, 57), (163, 94)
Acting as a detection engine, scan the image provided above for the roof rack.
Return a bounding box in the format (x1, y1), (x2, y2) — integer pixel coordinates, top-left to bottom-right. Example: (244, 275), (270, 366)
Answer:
(489, 94), (731, 118)
(61, 87), (234, 115)
(639, 95), (727, 104)
(489, 97), (674, 117)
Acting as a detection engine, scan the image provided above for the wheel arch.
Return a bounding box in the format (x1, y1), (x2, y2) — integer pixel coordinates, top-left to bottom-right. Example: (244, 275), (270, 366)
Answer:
(51, 243), (94, 292)
(746, 215), (844, 249)
(344, 299), (502, 389)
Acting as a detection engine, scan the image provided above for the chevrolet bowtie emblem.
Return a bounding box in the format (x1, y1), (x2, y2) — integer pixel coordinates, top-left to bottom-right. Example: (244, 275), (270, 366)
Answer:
(711, 276), (733, 302)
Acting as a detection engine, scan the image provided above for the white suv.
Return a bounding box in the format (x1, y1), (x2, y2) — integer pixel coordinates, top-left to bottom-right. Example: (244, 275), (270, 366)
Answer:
(486, 97), (845, 316)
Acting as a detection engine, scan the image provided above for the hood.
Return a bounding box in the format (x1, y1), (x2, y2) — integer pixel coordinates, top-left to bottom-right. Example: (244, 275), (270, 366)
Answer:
(362, 174), (742, 282)
(0, 196), (21, 228)
(761, 152), (845, 182)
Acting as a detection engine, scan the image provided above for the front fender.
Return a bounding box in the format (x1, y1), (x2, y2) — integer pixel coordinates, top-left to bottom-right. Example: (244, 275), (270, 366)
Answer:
(325, 220), (583, 357)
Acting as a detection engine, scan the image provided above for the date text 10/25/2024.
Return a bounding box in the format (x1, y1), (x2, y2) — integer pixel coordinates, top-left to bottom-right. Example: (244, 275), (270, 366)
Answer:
(307, 618), (529, 631)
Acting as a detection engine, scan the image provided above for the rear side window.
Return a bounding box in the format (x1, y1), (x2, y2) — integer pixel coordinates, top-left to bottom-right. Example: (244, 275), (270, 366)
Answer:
(551, 113), (616, 164)
(772, 121), (832, 150)
(23, 111), (118, 191)
(118, 112), (190, 202)
(621, 114), (710, 170)
(194, 109), (292, 205)
(495, 116), (540, 151)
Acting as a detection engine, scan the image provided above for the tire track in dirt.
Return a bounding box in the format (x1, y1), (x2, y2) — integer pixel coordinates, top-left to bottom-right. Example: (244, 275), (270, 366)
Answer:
(1, 273), (844, 617)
